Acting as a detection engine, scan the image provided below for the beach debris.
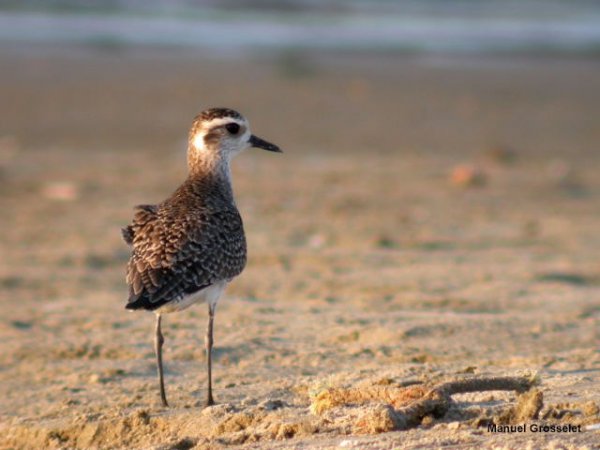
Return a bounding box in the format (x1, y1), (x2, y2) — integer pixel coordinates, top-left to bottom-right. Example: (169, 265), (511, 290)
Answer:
(449, 164), (487, 188)
(485, 145), (517, 165)
(374, 234), (398, 249)
(547, 159), (587, 196)
(42, 181), (79, 201)
(310, 374), (539, 432)
(258, 399), (286, 411)
(308, 233), (327, 249)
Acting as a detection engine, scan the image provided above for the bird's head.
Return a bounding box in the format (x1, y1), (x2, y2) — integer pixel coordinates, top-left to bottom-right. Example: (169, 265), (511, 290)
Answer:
(188, 108), (281, 172)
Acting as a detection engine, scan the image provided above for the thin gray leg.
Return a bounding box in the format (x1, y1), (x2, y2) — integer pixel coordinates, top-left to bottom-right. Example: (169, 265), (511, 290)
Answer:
(154, 314), (168, 407)
(205, 303), (216, 407)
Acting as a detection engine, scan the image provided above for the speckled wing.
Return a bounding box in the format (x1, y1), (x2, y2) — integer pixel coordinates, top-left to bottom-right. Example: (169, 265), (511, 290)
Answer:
(124, 204), (246, 311)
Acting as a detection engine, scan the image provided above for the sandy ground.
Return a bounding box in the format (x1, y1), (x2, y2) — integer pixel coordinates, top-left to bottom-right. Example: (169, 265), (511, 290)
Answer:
(0, 46), (599, 449)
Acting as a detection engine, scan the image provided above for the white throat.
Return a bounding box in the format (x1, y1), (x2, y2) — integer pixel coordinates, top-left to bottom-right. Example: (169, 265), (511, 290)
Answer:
(189, 136), (235, 184)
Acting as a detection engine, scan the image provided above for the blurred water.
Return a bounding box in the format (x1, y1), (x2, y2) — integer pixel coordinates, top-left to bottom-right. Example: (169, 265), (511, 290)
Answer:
(1, 0), (600, 55)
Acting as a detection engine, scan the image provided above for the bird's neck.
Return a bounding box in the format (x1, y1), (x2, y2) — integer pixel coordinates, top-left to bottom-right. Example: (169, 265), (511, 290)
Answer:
(187, 146), (234, 200)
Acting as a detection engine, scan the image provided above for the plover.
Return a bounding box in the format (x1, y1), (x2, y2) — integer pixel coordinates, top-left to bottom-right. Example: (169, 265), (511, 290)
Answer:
(122, 108), (281, 407)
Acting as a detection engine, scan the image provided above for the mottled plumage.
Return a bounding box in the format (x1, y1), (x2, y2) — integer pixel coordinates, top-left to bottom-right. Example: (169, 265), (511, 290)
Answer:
(124, 176), (246, 312)
(123, 107), (281, 408)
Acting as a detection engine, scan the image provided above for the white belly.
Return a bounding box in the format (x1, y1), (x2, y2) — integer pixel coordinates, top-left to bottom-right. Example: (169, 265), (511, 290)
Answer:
(156, 281), (227, 314)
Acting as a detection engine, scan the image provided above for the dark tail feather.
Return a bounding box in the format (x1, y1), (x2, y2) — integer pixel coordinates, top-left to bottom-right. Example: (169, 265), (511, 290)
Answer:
(125, 300), (141, 311)
(125, 292), (166, 311)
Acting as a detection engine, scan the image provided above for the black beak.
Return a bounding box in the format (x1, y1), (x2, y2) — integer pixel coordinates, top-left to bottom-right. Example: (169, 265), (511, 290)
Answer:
(249, 134), (282, 153)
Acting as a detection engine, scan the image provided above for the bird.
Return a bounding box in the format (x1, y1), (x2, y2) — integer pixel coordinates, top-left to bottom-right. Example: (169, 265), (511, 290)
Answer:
(122, 107), (282, 407)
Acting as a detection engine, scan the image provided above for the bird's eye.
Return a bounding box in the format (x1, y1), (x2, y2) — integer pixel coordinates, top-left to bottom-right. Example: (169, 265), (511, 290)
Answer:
(225, 123), (240, 135)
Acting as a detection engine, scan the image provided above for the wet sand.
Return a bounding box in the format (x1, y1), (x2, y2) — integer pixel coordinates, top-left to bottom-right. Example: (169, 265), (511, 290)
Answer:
(0, 46), (599, 449)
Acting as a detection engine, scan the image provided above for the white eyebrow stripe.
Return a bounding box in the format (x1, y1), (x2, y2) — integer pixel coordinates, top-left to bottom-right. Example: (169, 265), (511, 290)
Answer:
(203, 117), (246, 129)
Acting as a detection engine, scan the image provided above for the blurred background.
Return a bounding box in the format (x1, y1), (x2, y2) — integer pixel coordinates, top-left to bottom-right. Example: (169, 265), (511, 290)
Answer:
(1, 0), (600, 153)
(1, 2), (600, 447)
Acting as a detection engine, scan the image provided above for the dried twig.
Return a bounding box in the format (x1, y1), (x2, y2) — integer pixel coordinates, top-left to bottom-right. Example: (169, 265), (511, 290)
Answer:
(311, 374), (540, 433)
(393, 375), (539, 430)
